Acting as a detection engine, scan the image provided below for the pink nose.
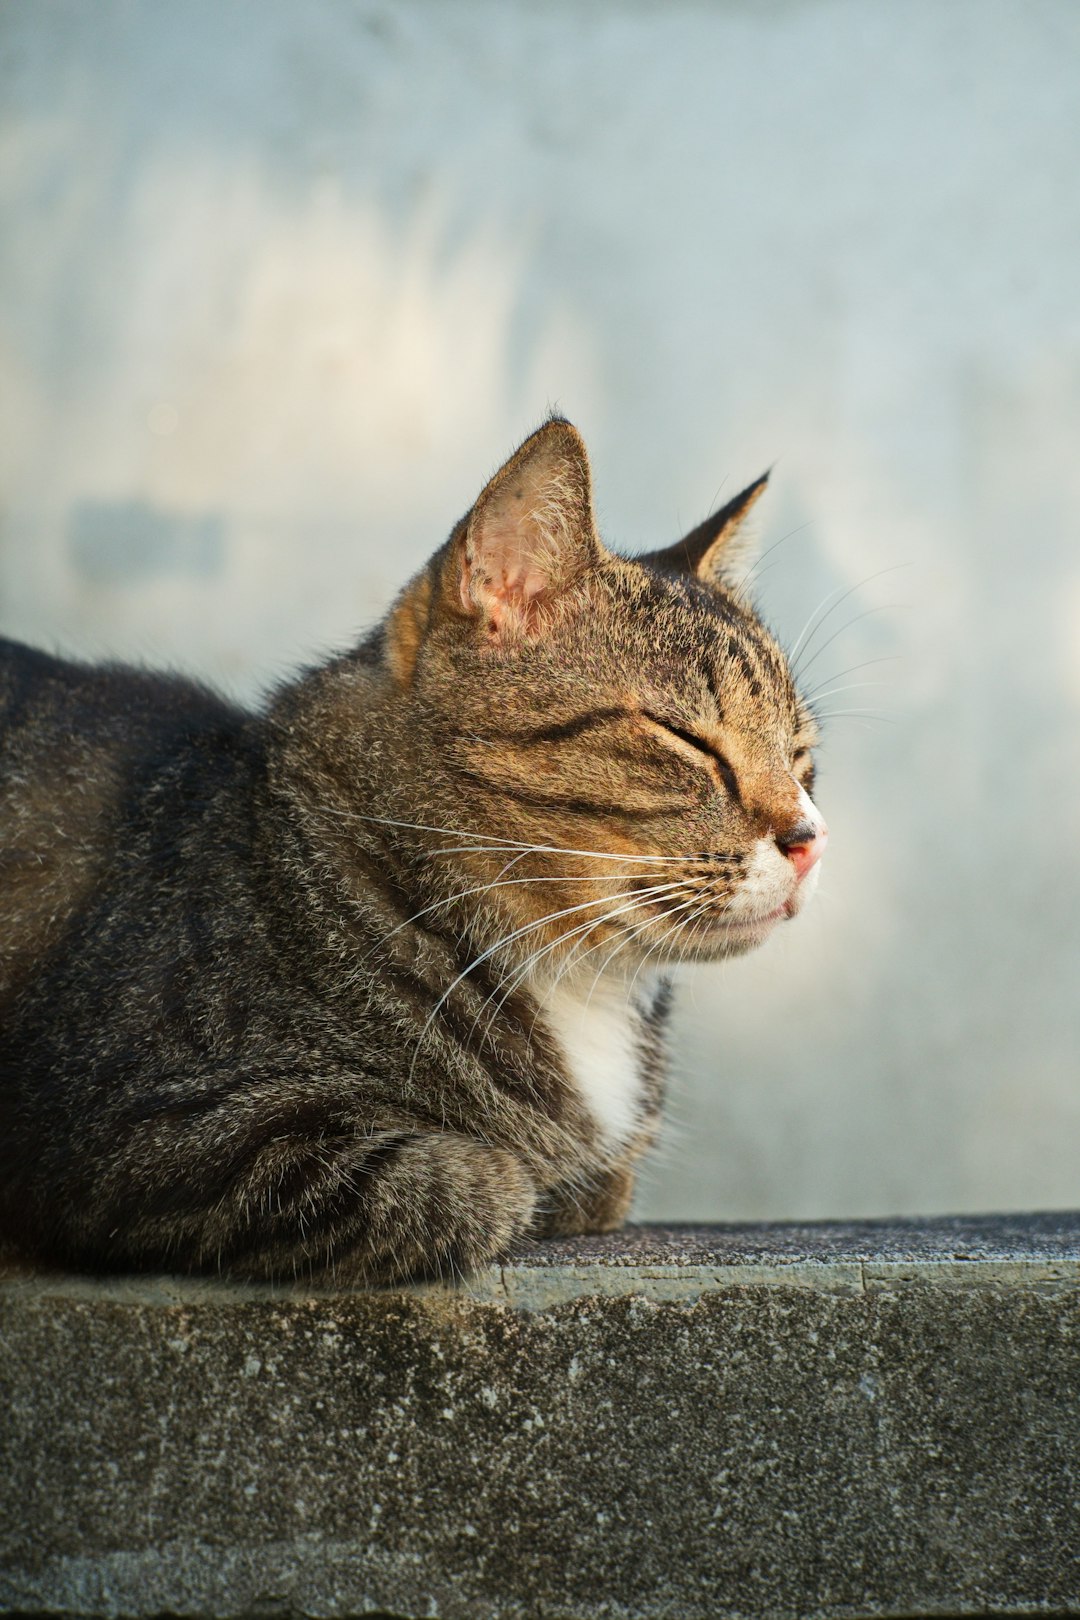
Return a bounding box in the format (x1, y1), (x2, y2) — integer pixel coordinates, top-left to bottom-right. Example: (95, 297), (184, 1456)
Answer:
(779, 821), (828, 881)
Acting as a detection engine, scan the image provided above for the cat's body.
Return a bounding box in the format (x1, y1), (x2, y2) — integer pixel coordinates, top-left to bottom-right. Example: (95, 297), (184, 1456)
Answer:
(0, 421), (825, 1284)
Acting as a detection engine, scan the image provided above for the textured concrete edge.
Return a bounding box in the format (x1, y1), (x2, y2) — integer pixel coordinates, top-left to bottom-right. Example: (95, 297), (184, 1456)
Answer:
(495, 1257), (1080, 1308)
(5, 1250), (1080, 1620)
(6, 1537), (1072, 1620)
(1, 1538), (437, 1620)
(6, 1542), (1075, 1620)
(3, 1256), (1080, 1312)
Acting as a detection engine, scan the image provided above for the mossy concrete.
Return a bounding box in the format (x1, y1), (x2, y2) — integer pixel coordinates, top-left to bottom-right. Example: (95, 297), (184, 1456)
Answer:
(3, 1216), (1080, 1619)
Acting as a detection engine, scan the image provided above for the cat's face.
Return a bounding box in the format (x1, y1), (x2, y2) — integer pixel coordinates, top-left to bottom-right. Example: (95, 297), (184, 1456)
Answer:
(383, 420), (826, 977)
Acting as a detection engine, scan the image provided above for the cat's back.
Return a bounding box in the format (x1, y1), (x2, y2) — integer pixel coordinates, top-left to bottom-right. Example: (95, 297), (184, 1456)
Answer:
(0, 635), (239, 745)
(0, 636), (251, 1002)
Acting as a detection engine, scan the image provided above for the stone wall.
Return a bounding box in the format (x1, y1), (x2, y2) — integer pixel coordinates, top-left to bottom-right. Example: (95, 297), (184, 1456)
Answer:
(3, 1217), (1080, 1619)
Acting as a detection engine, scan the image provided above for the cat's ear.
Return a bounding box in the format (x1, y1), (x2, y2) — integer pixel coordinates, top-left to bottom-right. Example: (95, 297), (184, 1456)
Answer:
(384, 421), (600, 684)
(453, 417), (603, 639)
(644, 471), (770, 591)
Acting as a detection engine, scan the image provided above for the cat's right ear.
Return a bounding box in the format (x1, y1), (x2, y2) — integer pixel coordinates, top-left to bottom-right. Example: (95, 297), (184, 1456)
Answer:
(451, 417), (603, 642)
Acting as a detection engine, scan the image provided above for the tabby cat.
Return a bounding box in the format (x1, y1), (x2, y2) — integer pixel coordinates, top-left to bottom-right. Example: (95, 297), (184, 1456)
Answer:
(0, 419), (826, 1284)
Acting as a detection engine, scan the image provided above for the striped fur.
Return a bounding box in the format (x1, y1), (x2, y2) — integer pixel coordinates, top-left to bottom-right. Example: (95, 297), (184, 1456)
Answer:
(0, 420), (822, 1284)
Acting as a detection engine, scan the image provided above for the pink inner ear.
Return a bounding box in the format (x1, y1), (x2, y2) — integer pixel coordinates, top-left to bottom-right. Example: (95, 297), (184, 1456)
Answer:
(489, 530), (553, 606)
(461, 532), (552, 630)
(457, 427), (598, 635)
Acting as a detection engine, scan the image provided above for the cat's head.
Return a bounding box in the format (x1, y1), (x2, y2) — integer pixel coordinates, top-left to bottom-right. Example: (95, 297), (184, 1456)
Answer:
(380, 418), (826, 975)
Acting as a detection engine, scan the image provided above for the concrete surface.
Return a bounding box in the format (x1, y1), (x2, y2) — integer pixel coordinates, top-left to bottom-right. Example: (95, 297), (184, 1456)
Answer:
(3, 1216), (1080, 1619)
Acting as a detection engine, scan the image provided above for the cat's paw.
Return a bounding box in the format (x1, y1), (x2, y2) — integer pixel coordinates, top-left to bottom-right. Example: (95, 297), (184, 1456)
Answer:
(356, 1132), (538, 1285)
(443, 1141), (539, 1270)
(531, 1164), (635, 1238)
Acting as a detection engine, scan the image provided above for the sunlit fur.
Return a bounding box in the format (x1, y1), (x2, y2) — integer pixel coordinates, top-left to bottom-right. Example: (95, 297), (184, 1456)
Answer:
(0, 419), (823, 1285)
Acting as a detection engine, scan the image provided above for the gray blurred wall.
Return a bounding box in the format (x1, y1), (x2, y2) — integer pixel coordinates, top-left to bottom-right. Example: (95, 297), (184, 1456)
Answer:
(2, 0), (1079, 1221)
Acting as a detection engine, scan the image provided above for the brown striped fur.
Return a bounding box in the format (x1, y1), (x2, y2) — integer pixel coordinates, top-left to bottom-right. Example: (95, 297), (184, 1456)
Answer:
(0, 420), (821, 1284)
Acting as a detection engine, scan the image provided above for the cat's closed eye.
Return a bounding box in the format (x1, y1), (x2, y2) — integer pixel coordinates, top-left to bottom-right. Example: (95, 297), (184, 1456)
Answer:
(641, 712), (742, 801)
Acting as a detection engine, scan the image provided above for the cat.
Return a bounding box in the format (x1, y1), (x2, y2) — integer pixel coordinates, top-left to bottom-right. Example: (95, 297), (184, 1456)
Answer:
(0, 418), (826, 1285)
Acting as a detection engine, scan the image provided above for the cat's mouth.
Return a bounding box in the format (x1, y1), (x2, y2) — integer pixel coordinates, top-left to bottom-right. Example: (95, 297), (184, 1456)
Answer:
(641, 894), (799, 956)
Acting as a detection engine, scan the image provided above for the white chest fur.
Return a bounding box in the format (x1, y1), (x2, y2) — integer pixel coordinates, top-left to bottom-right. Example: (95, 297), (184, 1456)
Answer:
(541, 975), (644, 1150)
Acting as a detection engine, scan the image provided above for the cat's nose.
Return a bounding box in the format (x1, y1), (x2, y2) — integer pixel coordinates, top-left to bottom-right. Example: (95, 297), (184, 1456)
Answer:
(777, 818), (828, 881)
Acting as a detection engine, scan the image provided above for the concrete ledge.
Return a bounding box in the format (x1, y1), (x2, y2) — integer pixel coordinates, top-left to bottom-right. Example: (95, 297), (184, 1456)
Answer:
(3, 1216), (1080, 1619)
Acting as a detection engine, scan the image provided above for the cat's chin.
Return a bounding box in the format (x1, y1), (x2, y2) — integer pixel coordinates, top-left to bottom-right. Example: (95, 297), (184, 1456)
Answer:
(676, 906), (791, 962)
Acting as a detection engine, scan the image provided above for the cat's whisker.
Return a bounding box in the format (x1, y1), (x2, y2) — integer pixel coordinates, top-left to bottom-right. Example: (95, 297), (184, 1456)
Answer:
(517, 907), (633, 1044)
(669, 886), (726, 962)
(542, 915), (625, 1021)
(474, 918), (609, 1056)
(338, 812), (711, 867)
(624, 892), (717, 1002)
(541, 886), (680, 1018)
(531, 899), (686, 1055)
(407, 880), (692, 1084)
(365, 866), (687, 961)
(428, 864), (690, 886)
(526, 878), (709, 1051)
(469, 881), (699, 1056)
(641, 895), (718, 991)
(618, 927), (672, 1016)
(817, 709), (896, 726)
(580, 902), (675, 1004)
(787, 584), (848, 669)
(801, 655), (901, 699)
(477, 878), (706, 1055)
(801, 680), (890, 705)
(590, 892), (705, 1009)
(330, 809), (511, 845)
(789, 565), (909, 679)
(682, 900), (727, 967)
(817, 706), (895, 719)
(430, 842), (708, 866)
(468, 926), (610, 1063)
(797, 603), (907, 685)
(600, 882), (712, 980)
(312, 807), (548, 854)
(732, 520), (812, 596)
(422, 843), (580, 861)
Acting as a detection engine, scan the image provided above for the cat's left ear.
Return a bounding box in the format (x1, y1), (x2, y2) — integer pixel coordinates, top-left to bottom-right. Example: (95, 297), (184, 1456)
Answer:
(455, 417), (604, 639)
(644, 471), (770, 591)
